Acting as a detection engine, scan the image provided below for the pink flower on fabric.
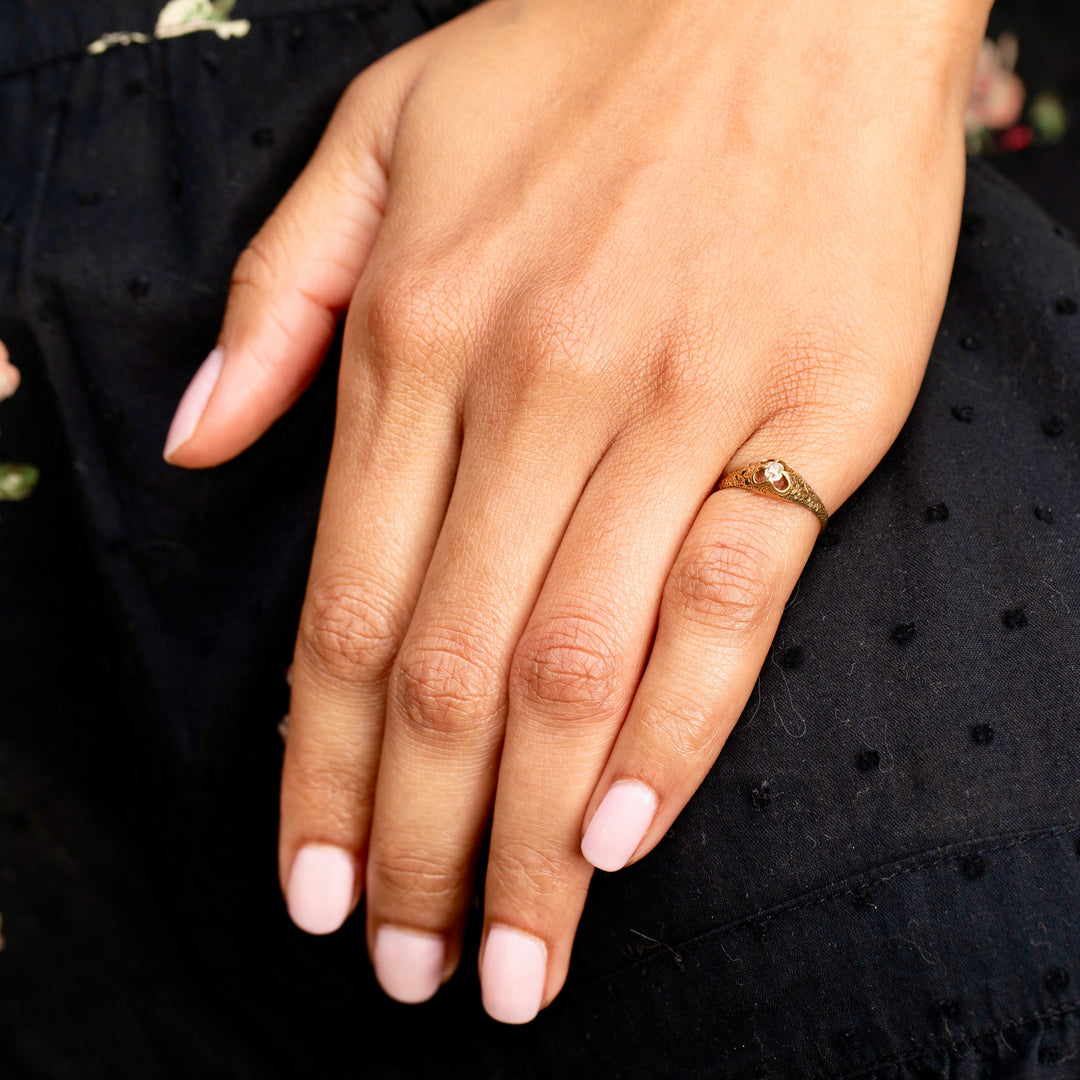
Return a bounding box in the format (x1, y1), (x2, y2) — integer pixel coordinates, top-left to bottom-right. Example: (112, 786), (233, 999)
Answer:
(966, 34), (1026, 134)
(0, 340), (19, 403)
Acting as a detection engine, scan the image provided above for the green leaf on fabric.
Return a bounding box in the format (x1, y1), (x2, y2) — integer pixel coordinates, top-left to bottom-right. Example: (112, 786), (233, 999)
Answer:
(0, 464), (40, 502)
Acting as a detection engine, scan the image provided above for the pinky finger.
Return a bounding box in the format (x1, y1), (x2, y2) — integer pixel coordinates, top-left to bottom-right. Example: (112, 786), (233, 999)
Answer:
(579, 470), (829, 873)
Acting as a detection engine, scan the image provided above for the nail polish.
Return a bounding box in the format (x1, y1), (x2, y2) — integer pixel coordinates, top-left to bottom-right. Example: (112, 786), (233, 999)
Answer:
(285, 843), (355, 935)
(163, 346), (224, 460)
(481, 925), (546, 1024)
(580, 780), (657, 872)
(373, 926), (445, 1004)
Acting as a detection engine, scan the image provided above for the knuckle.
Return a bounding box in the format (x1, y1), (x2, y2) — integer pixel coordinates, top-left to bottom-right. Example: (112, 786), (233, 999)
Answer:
(636, 693), (719, 764)
(759, 325), (857, 415)
(510, 614), (623, 716)
(299, 575), (401, 682)
(667, 527), (777, 637)
(230, 231), (336, 375)
(515, 289), (602, 385)
(369, 846), (463, 910)
(230, 232), (279, 295)
(358, 266), (467, 369)
(391, 631), (500, 741)
(285, 753), (375, 829)
(640, 308), (713, 410)
(489, 841), (585, 903)
(363, 271), (432, 345)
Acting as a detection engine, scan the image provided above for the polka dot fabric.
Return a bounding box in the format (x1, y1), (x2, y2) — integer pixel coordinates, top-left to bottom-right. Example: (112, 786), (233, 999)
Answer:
(558, 157), (1080, 1080)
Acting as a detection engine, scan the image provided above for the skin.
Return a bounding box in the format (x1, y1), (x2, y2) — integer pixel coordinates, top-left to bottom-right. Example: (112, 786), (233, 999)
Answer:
(165, 0), (993, 1022)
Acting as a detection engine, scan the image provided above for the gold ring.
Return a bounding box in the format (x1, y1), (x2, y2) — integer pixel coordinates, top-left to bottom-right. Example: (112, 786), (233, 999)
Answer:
(716, 459), (828, 532)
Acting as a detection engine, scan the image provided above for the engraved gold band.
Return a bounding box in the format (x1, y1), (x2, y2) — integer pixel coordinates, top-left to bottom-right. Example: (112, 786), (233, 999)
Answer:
(716, 459), (828, 533)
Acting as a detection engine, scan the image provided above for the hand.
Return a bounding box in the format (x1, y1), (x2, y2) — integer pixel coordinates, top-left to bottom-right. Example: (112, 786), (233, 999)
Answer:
(164, 0), (989, 1022)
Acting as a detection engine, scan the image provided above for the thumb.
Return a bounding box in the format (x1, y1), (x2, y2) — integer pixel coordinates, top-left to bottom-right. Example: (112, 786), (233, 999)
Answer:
(163, 52), (422, 468)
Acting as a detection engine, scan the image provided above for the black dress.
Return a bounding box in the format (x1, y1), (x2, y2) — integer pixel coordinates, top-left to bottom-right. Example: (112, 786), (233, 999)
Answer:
(1, 2), (1078, 1077)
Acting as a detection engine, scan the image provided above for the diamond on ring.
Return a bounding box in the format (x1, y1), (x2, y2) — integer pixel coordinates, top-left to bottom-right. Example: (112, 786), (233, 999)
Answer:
(716, 458), (829, 533)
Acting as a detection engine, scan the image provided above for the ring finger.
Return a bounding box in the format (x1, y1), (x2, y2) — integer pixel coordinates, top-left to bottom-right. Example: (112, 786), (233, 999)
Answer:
(477, 419), (748, 1023)
(479, 419), (876, 1023)
(579, 432), (862, 879)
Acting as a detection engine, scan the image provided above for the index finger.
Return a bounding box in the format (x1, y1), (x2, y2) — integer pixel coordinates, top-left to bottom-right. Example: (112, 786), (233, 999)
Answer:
(280, 345), (460, 934)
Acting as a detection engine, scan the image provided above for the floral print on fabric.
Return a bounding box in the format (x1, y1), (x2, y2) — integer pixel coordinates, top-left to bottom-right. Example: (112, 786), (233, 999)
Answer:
(966, 33), (1071, 154)
(0, 344), (38, 502)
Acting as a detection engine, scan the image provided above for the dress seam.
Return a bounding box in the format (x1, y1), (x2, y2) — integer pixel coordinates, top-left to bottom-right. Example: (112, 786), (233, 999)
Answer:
(827, 999), (1080, 1080)
(576, 819), (1080, 991)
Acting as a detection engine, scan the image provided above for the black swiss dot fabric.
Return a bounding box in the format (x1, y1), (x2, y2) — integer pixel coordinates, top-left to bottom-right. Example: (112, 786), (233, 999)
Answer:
(0, 4), (1079, 1079)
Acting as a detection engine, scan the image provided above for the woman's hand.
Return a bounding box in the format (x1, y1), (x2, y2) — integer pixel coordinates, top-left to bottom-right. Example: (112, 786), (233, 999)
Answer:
(164, 0), (989, 1022)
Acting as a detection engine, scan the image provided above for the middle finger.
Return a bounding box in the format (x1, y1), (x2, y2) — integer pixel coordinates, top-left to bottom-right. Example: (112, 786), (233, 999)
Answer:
(364, 404), (606, 1003)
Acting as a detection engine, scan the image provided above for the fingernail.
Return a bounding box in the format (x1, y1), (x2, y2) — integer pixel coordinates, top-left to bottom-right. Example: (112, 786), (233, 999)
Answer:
(373, 926), (446, 1004)
(581, 780), (658, 872)
(164, 346), (224, 461)
(286, 844), (355, 935)
(481, 925), (546, 1024)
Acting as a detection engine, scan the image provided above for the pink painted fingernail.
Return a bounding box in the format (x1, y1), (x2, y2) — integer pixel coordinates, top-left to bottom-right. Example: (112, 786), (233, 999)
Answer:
(581, 780), (658, 872)
(373, 926), (445, 1004)
(286, 844), (355, 935)
(481, 926), (546, 1024)
(164, 346), (224, 460)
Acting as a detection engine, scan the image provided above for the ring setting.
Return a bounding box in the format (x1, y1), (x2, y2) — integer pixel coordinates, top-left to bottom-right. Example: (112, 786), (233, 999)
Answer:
(716, 459), (829, 533)
(759, 460), (789, 489)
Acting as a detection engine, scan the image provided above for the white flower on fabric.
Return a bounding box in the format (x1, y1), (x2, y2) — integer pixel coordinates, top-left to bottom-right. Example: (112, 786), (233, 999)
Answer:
(155, 0), (251, 41)
(88, 0), (250, 54)
(87, 31), (152, 54)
